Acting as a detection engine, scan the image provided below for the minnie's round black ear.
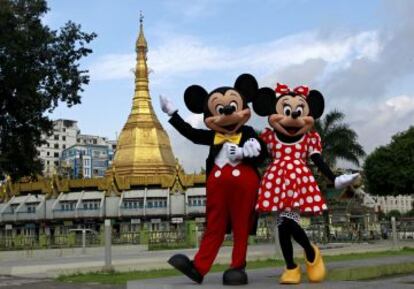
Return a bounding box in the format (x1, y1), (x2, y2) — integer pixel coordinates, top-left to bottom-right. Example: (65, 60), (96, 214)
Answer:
(184, 85), (208, 114)
(307, 90), (325, 119)
(234, 73), (258, 103)
(252, 87), (277, 116)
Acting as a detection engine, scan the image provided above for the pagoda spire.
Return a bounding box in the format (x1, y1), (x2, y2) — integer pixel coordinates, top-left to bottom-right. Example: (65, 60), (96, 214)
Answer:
(108, 13), (177, 178)
(132, 11), (150, 115)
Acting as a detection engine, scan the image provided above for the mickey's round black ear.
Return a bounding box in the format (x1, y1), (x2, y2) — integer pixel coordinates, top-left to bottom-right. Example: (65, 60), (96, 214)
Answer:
(307, 90), (325, 119)
(234, 73), (258, 103)
(252, 87), (277, 116)
(184, 85), (208, 114)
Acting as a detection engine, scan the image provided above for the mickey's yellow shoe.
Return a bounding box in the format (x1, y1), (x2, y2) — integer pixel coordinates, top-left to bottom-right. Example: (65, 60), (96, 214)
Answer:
(279, 266), (301, 284)
(305, 244), (326, 283)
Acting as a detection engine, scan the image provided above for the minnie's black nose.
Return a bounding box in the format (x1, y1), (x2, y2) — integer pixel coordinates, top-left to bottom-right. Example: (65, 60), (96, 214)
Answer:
(291, 111), (300, 119)
(223, 105), (236, 115)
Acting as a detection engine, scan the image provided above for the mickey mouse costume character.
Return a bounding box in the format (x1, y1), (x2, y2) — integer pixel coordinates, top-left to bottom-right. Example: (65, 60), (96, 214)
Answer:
(160, 74), (267, 285)
(252, 83), (360, 284)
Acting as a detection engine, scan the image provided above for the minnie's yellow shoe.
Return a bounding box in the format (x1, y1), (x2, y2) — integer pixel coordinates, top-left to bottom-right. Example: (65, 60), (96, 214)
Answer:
(305, 244), (326, 282)
(279, 266), (301, 284)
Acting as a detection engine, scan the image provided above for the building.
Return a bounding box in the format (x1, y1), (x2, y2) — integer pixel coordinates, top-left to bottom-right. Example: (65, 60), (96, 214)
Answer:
(38, 121), (117, 178)
(60, 144), (111, 178)
(38, 119), (80, 176)
(372, 195), (413, 214)
(0, 17), (207, 244)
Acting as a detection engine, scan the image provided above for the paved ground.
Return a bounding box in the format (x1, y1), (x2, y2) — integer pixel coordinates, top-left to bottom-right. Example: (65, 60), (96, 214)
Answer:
(0, 240), (412, 277)
(0, 275), (124, 289)
(127, 255), (414, 289)
(0, 253), (413, 289)
(128, 274), (414, 289)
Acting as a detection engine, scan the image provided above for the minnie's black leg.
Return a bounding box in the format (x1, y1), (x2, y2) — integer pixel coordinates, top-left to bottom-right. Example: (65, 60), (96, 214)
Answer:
(278, 217), (297, 269)
(286, 218), (316, 262)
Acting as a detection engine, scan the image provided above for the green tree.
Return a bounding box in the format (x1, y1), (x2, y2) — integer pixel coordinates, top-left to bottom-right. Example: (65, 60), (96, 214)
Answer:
(313, 110), (366, 242)
(404, 209), (414, 217)
(364, 126), (414, 196)
(386, 210), (401, 220)
(314, 110), (366, 167)
(0, 0), (96, 180)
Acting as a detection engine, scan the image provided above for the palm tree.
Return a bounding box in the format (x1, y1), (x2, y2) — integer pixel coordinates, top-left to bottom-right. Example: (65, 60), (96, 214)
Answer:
(313, 110), (366, 243)
(314, 110), (365, 168)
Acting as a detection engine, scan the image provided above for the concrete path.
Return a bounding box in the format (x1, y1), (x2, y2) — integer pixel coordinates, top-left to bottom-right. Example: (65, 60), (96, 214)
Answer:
(127, 255), (414, 289)
(0, 240), (412, 278)
(0, 275), (123, 288)
(0, 253), (413, 289)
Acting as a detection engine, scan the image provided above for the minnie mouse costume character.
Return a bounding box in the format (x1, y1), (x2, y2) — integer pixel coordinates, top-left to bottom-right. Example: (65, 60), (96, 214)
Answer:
(160, 74), (267, 285)
(252, 83), (359, 284)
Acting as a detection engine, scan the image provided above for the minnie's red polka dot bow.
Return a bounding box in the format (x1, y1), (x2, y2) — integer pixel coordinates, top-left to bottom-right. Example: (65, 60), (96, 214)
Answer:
(275, 83), (309, 97)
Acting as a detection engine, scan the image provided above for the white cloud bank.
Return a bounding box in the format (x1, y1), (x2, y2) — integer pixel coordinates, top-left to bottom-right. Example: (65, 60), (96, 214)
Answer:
(89, 31), (381, 86)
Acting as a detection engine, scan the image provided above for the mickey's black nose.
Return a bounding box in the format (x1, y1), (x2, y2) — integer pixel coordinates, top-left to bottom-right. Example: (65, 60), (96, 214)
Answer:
(223, 105), (236, 115)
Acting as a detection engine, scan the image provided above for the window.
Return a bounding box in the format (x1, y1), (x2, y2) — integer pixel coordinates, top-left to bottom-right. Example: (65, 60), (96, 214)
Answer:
(54, 135), (59, 140)
(122, 198), (144, 209)
(26, 205), (37, 213)
(63, 128), (66, 132)
(146, 197), (167, 208)
(93, 139), (97, 144)
(47, 151), (50, 156)
(62, 136), (66, 141)
(188, 196), (206, 207)
(54, 152), (59, 158)
(63, 144), (66, 149)
(54, 143), (59, 149)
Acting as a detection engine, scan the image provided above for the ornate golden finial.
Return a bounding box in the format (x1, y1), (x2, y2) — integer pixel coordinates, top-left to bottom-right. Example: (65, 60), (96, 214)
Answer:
(139, 10), (144, 25)
(136, 11), (147, 52)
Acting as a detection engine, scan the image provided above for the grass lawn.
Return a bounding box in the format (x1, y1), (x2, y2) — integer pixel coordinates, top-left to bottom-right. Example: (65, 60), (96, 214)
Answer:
(56, 247), (414, 285)
(326, 262), (414, 281)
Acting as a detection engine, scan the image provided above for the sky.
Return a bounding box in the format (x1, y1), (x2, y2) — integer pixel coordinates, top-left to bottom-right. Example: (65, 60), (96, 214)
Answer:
(46, 0), (414, 173)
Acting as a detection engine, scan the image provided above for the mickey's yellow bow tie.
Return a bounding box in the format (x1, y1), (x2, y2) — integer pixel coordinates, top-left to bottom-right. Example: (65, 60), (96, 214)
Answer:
(213, 132), (242, 145)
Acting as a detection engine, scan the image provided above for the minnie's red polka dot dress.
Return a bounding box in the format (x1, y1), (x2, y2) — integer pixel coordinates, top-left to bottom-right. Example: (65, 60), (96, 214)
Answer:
(256, 128), (327, 215)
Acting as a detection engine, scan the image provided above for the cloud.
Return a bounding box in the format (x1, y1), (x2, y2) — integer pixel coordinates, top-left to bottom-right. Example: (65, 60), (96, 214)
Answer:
(167, 114), (208, 173)
(88, 30), (380, 87)
(89, 54), (135, 81)
(348, 95), (414, 153)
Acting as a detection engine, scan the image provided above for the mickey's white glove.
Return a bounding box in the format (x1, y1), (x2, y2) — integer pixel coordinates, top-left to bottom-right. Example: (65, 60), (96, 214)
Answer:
(242, 138), (261, 158)
(225, 143), (244, 161)
(334, 173), (360, 190)
(159, 95), (177, 116)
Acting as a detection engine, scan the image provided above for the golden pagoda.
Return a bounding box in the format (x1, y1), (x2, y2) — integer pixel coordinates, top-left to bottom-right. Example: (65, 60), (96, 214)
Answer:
(109, 15), (176, 177)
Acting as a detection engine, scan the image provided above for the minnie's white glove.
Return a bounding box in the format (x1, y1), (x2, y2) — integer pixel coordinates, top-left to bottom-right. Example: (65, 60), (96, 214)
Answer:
(334, 173), (360, 189)
(225, 143), (244, 161)
(242, 138), (261, 158)
(159, 95), (177, 116)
